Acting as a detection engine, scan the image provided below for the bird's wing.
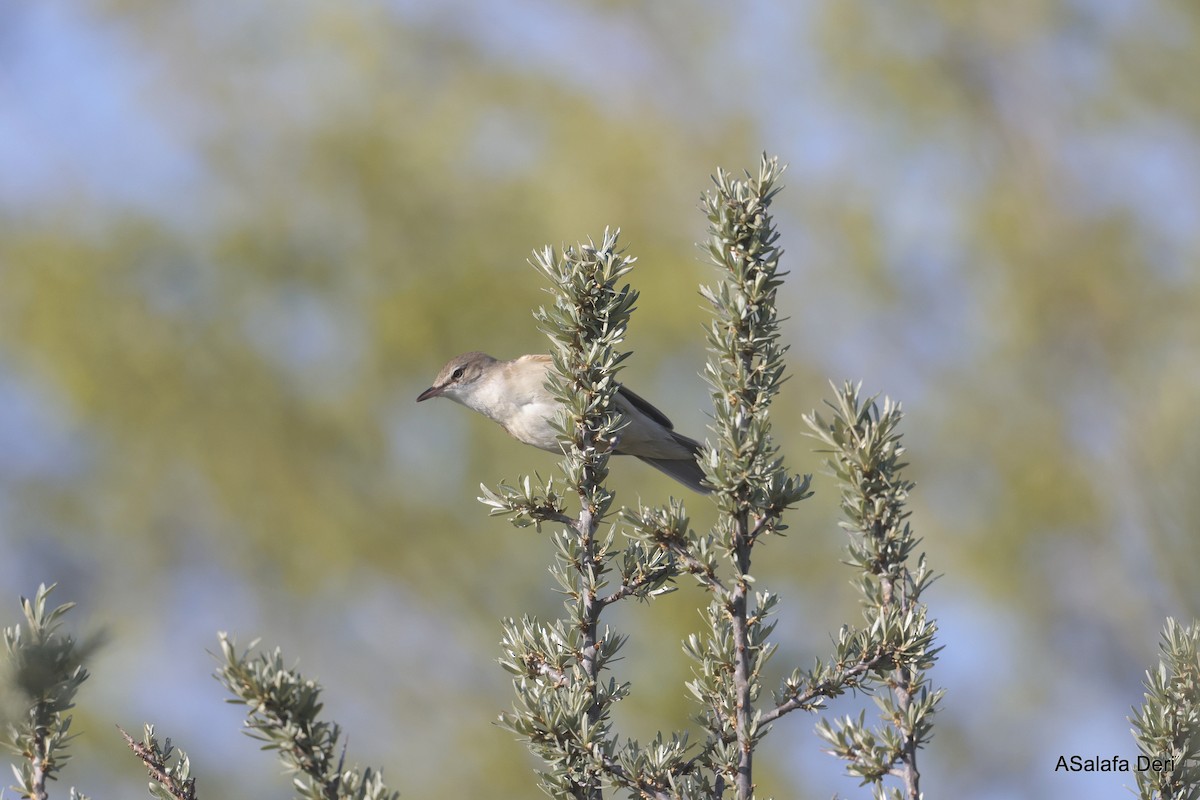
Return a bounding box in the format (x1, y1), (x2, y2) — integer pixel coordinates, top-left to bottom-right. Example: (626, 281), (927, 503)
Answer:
(615, 385), (675, 430)
(528, 354), (676, 430)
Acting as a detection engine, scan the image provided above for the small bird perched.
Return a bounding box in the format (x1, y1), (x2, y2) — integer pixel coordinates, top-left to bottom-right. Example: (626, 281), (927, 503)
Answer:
(417, 352), (710, 493)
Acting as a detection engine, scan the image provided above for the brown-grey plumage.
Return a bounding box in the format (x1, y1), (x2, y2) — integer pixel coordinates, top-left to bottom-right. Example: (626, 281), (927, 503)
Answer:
(417, 352), (710, 493)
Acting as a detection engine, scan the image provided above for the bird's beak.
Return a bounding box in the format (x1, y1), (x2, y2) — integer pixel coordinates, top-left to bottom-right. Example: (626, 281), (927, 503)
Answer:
(416, 385), (442, 402)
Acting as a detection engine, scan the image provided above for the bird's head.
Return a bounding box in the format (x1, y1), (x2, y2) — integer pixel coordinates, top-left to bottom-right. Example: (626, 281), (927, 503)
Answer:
(416, 352), (499, 404)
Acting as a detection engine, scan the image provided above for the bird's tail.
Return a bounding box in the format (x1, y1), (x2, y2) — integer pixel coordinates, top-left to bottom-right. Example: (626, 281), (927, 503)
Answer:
(635, 435), (711, 494)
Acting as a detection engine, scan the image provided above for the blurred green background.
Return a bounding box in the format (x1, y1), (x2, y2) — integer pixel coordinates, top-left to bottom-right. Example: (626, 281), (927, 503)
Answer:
(2, 1), (1198, 797)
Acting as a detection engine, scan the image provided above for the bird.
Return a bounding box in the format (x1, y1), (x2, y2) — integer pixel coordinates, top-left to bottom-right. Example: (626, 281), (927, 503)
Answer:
(417, 352), (710, 493)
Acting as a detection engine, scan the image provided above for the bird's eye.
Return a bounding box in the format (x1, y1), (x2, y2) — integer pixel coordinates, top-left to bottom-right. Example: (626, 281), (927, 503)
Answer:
(451, 367), (465, 381)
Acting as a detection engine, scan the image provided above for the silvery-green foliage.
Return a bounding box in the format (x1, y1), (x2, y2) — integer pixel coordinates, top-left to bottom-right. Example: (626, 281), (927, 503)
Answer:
(686, 157), (814, 800)
(1130, 618), (1200, 800)
(489, 158), (869, 800)
(2, 583), (95, 800)
(120, 724), (196, 800)
(214, 634), (399, 800)
(491, 229), (665, 799)
(804, 385), (943, 799)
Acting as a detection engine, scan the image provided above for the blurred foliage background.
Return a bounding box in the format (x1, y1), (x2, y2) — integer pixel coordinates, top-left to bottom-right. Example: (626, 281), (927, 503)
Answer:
(1, 1), (1197, 797)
